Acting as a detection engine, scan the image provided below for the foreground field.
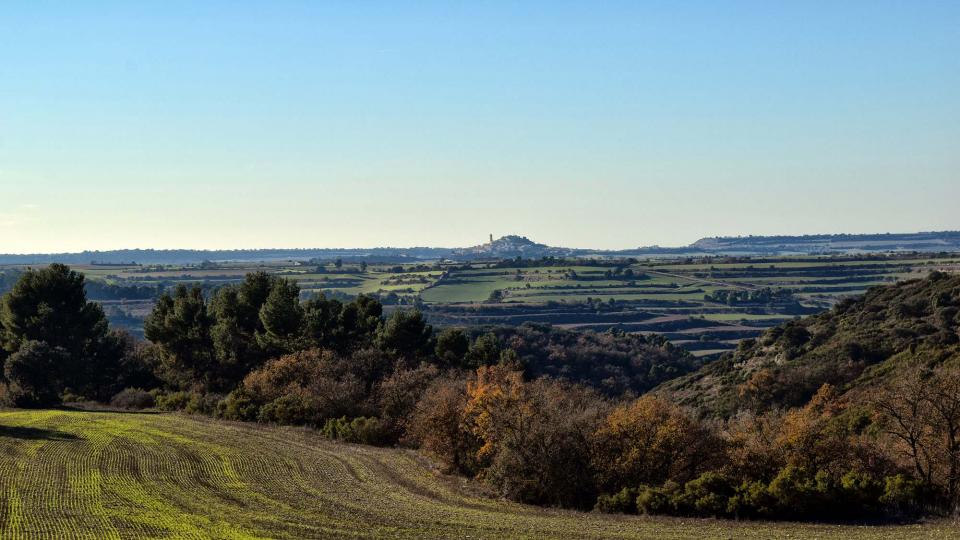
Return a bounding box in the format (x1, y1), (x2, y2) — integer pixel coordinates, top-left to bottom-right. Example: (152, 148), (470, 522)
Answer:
(0, 410), (956, 539)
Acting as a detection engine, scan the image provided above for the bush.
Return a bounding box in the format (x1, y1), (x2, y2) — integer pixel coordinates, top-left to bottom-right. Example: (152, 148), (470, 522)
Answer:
(465, 368), (605, 509)
(636, 483), (678, 515)
(258, 393), (312, 425)
(376, 363), (440, 441)
(241, 349), (368, 425)
(155, 391), (191, 411)
(839, 470), (883, 516)
(156, 390), (220, 412)
(880, 474), (925, 518)
(595, 487), (640, 514)
(110, 388), (155, 410)
(322, 416), (391, 446)
(592, 395), (721, 495)
(217, 388), (259, 421)
(185, 392), (222, 415)
(677, 472), (736, 517)
(727, 480), (776, 519)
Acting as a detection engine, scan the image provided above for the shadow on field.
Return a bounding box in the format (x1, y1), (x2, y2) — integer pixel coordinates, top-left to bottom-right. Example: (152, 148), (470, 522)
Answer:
(0, 425), (81, 441)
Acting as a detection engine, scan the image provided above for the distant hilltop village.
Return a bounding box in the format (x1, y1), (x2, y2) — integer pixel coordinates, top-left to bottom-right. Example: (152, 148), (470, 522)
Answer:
(453, 235), (574, 258)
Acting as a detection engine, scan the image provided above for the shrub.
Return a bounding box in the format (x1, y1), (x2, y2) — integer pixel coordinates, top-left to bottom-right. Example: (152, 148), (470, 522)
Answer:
(636, 483), (678, 515)
(110, 388), (155, 410)
(258, 393), (312, 425)
(677, 472), (736, 517)
(766, 465), (819, 518)
(376, 363), (440, 440)
(155, 391), (192, 411)
(465, 366), (606, 509)
(217, 388), (260, 421)
(727, 480), (776, 519)
(839, 470), (883, 516)
(322, 416), (391, 446)
(185, 392), (222, 415)
(594, 487), (640, 514)
(242, 349), (368, 425)
(880, 474), (925, 518)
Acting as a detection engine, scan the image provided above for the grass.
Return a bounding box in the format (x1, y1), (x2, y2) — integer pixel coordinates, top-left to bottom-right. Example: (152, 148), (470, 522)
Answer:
(0, 409), (956, 539)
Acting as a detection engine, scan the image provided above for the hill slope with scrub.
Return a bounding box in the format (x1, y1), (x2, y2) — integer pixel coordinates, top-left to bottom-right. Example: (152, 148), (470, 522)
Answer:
(660, 272), (960, 417)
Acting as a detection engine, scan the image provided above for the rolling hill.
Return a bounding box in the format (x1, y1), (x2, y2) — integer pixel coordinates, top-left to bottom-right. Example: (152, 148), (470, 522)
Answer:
(658, 272), (960, 417)
(0, 409), (955, 539)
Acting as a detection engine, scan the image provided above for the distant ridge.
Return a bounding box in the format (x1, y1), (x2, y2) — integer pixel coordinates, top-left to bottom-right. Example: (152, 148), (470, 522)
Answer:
(691, 231), (960, 253)
(2, 231), (959, 265)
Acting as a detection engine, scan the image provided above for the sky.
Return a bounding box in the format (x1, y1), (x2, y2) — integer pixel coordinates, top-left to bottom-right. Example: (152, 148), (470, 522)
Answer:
(1, 1), (958, 253)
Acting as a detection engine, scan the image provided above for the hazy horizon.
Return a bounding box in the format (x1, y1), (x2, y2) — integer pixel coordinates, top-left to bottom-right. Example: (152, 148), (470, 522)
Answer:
(3, 228), (960, 256)
(2, 1), (958, 253)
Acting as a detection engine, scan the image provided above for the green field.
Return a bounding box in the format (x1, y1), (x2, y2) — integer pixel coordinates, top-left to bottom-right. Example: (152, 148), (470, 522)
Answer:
(0, 409), (955, 539)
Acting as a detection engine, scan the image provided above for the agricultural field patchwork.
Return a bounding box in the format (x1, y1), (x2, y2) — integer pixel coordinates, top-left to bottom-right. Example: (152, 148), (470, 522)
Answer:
(420, 255), (960, 356)
(4, 254), (958, 357)
(0, 409), (955, 540)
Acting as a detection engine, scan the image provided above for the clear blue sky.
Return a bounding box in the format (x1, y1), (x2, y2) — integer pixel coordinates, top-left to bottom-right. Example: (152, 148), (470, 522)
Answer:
(1, 1), (958, 253)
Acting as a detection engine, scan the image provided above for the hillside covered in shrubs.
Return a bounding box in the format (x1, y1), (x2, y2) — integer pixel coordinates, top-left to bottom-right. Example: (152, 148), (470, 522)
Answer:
(660, 272), (960, 417)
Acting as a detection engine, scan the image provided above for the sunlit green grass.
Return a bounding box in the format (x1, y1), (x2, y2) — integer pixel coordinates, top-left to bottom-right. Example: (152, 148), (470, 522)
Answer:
(0, 409), (954, 539)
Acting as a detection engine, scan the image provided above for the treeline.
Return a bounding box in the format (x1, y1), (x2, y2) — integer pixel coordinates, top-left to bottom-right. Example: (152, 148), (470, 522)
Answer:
(0, 263), (693, 410)
(413, 370), (942, 519)
(84, 280), (161, 300)
(1, 269), (159, 301)
(704, 288), (797, 306)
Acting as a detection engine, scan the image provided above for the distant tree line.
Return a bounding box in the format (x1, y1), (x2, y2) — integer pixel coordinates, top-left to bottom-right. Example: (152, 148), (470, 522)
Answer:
(704, 288), (797, 306)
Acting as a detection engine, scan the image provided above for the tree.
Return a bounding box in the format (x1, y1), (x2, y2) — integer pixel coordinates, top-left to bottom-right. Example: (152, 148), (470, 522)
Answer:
(256, 278), (304, 356)
(875, 364), (960, 512)
(407, 376), (480, 474)
(435, 328), (469, 367)
(1, 264), (109, 361)
(209, 273), (306, 388)
(466, 332), (500, 367)
(3, 341), (68, 407)
(464, 365), (606, 508)
(591, 395), (721, 494)
(144, 285), (214, 389)
(0, 264), (120, 403)
(302, 293), (343, 350)
(376, 310), (433, 360)
(333, 295), (383, 352)
(208, 286), (256, 388)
